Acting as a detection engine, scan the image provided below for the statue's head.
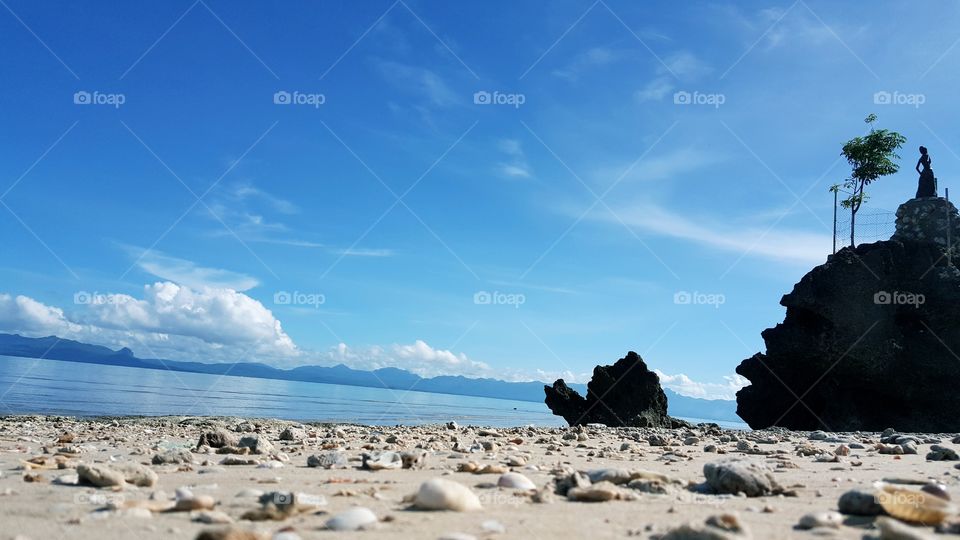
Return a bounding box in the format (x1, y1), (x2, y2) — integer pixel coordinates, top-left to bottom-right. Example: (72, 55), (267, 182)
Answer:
(920, 145), (928, 155)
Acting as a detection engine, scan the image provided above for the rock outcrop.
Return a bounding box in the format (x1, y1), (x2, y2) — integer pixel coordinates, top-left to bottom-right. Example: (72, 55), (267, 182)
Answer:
(544, 351), (673, 427)
(736, 197), (960, 432)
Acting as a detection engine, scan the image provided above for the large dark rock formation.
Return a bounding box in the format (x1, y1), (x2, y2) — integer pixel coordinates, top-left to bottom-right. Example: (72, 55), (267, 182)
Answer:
(736, 197), (960, 432)
(544, 351), (673, 427)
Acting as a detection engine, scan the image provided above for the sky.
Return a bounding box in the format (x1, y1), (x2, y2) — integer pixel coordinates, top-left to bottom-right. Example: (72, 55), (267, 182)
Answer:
(2, 0), (959, 401)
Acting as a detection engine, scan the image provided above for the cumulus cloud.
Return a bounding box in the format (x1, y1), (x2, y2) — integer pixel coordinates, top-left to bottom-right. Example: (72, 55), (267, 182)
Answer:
(655, 369), (748, 400)
(0, 284), (297, 363)
(322, 340), (492, 379)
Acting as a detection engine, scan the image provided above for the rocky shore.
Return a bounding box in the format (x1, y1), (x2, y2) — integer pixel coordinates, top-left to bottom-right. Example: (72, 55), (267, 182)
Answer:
(2, 416), (960, 539)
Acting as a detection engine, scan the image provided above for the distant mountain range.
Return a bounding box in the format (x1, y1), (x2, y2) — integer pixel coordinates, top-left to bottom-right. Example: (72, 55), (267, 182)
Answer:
(0, 333), (741, 423)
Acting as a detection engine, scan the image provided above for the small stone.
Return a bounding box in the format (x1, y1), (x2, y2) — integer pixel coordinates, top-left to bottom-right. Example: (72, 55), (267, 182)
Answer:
(362, 451), (402, 471)
(838, 489), (882, 516)
(197, 429), (238, 449)
(77, 464), (125, 488)
(875, 516), (936, 540)
(195, 529), (267, 540)
(278, 427), (305, 441)
(413, 478), (482, 511)
(153, 449), (195, 465)
(703, 458), (783, 497)
(662, 513), (750, 539)
(325, 507), (378, 531)
(481, 520), (506, 534)
(192, 510), (234, 524)
(797, 511), (842, 529)
(400, 450), (427, 469)
(497, 472), (536, 490)
(238, 435), (274, 455)
(567, 481), (629, 502)
(927, 445), (960, 461)
(307, 452), (347, 469)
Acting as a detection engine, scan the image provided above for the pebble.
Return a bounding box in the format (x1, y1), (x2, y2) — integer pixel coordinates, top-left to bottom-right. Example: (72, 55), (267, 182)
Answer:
(875, 516), (936, 540)
(325, 507), (378, 531)
(152, 449), (194, 465)
(191, 510), (234, 524)
(278, 427), (305, 441)
(703, 457), (784, 497)
(837, 488), (882, 516)
(661, 513), (750, 539)
(307, 451), (347, 469)
(497, 472), (536, 490)
(413, 478), (482, 511)
(237, 435), (274, 455)
(362, 451), (403, 470)
(797, 511), (842, 529)
(926, 445), (960, 461)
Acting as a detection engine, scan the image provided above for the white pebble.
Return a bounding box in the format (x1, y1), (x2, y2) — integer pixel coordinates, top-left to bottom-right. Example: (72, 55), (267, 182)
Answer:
(326, 507), (378, 531)
(413, 478), (482, 511)
(497, 472), (536, 490)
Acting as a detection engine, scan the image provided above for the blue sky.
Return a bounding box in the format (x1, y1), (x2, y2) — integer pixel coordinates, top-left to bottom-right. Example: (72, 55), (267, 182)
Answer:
(2, 0), (959, 399)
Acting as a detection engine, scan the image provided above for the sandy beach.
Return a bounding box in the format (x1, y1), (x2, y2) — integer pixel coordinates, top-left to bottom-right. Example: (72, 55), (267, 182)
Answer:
(2, 416), (959, 539)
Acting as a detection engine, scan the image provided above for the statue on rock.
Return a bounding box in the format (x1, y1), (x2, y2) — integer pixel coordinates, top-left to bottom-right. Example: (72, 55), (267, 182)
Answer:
(915, 145), (937, 198)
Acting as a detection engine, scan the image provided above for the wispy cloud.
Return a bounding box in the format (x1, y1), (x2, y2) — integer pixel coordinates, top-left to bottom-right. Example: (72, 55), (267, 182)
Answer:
(635, 50), (712, 103)
(334, 248), (395, 257)
(589, 202), (830, 265)
(496, 138), (533, 179)
(126, 247), (260, 291)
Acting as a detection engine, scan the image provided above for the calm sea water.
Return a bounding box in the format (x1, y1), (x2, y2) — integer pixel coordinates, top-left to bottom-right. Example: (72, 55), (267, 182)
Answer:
(0, 355), (565, 426)
(0, 355), (746, 428)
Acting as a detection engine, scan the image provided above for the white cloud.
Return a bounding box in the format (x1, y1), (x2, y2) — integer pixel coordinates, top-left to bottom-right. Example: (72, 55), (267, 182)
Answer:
(635, 77), (674, 102)
(334, 248), (395, 257)
(589, 201), (830, 265)
(0, 284), (297, 364)
(496, 138), (532, 179)
(323, 340), (492, 378)
(553, 47), (624, 81)
(131, 249), (260, 291)
(655, 369), (748, 400)
(591, 147), (723, 184)
(375, 60), (458, 107)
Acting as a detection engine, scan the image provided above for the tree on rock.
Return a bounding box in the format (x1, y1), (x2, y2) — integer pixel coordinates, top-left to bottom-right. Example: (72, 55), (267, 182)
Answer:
(832, 114), (906, 247)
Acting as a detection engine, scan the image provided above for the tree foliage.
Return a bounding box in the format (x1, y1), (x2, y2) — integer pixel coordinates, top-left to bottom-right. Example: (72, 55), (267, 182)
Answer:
(831, 114), (906, 246)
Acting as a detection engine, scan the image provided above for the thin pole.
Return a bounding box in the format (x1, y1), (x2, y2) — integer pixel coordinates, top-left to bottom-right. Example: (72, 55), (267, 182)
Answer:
(832, 189), (837, 254)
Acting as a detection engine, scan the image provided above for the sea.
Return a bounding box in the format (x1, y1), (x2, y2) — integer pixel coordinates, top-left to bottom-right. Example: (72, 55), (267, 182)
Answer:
(0, 355), (745, 428)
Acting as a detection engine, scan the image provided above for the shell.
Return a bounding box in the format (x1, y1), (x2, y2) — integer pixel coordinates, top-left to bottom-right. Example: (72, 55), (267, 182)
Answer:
(326, 507), (378, 531)
(874, 482), (958, 524)
(497, 472), (536, 490)
(413, 478), (482, 511)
